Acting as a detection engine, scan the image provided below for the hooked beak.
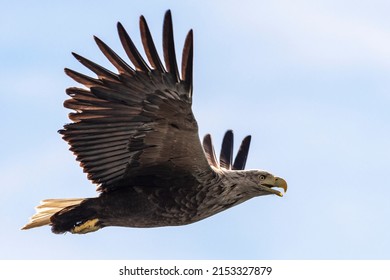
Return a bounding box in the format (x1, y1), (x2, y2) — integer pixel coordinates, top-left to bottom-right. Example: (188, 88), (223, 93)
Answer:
(261, 176), (288, 197)
(273, 177), (288, 197)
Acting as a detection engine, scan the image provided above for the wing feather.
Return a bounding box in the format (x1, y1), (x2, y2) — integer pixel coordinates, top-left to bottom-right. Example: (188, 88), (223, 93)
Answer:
(162, 10), (180, 83)
(64, 69), (103, 88)
(117, 22), (150, 72)
(139, 16), (165, 72)
(232, 135), (251, 170)
(219, 130), (233, 170)
(202, 134), (218, 168)
(71, 52), (119, 81)
(181, 30), (193, 95)
(94, 36), (136, 75)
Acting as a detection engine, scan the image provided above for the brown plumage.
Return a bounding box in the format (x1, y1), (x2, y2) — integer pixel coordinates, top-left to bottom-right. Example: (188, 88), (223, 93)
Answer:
(22, 10), (287, 234)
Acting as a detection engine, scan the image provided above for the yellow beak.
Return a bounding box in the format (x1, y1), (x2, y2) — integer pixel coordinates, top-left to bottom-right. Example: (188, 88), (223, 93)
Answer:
(274, 177), (288, 197)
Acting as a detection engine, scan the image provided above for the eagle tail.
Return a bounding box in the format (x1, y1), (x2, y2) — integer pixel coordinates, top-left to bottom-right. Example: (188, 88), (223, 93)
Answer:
(22, 198), (101, 234)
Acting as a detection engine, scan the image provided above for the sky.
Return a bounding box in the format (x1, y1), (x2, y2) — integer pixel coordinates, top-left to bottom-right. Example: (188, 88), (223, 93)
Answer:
(1, 0), (390, 259)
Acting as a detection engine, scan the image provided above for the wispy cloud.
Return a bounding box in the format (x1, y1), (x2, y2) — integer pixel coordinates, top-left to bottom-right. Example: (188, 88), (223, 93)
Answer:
(207, 0), (390, 67)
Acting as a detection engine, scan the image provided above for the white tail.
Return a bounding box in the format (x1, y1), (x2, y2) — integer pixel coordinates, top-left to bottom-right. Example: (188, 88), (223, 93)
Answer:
(22, 198), (84, 230)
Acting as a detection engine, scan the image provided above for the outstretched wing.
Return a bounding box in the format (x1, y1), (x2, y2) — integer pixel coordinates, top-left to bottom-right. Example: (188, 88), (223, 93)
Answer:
(60, 10), (210, 192)
(202, 130), (251, 170)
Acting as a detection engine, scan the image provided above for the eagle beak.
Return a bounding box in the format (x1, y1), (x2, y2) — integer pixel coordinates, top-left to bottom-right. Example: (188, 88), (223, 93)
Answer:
(274, 177), (288, 197)
(260, 176), (288, 197)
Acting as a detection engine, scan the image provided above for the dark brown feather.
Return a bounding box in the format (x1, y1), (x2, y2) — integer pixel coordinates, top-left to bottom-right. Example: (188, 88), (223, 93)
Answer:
(64, 68), (103, 88)
(71, 52), (119, 81)
(139, 15), (165, 72)
(117, 22), (150, 72)
(220, 130), (233, 170)
(94, 36), (135, 75)
(232, 135), (251, 170)
(202, 134), (218, 168)
(181, 30), (193, 95)
(162, 10), (180, 83)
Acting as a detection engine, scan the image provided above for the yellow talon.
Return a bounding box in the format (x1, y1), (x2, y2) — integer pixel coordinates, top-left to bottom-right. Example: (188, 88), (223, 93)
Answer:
(71, 218), (100, 234)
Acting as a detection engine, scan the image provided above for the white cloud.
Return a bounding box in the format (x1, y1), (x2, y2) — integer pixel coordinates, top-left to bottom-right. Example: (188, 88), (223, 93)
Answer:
(208, 0), (390, 67)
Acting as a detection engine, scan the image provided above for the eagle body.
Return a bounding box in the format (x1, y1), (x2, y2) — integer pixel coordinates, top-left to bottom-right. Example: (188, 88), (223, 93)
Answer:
(50, 168), (281, 233)
(23, 10), (287, 234)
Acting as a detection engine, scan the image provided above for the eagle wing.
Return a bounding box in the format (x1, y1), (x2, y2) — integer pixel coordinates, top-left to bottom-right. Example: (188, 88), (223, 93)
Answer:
(60, 10), (210, 192)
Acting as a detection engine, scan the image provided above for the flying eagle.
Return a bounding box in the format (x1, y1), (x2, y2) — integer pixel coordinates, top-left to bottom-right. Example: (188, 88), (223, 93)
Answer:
(22, 10), (287, 234)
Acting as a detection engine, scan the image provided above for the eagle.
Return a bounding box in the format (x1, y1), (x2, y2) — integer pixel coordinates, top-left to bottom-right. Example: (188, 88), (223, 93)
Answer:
(22, 10), (287, 234)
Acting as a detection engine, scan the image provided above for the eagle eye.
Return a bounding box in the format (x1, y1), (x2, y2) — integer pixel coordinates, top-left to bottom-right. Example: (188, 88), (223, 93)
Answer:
(259, 175), (266, 180)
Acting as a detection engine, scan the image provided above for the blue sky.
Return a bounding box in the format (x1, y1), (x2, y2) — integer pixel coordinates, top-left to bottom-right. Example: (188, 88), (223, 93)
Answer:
(1, 0), (390, 259)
